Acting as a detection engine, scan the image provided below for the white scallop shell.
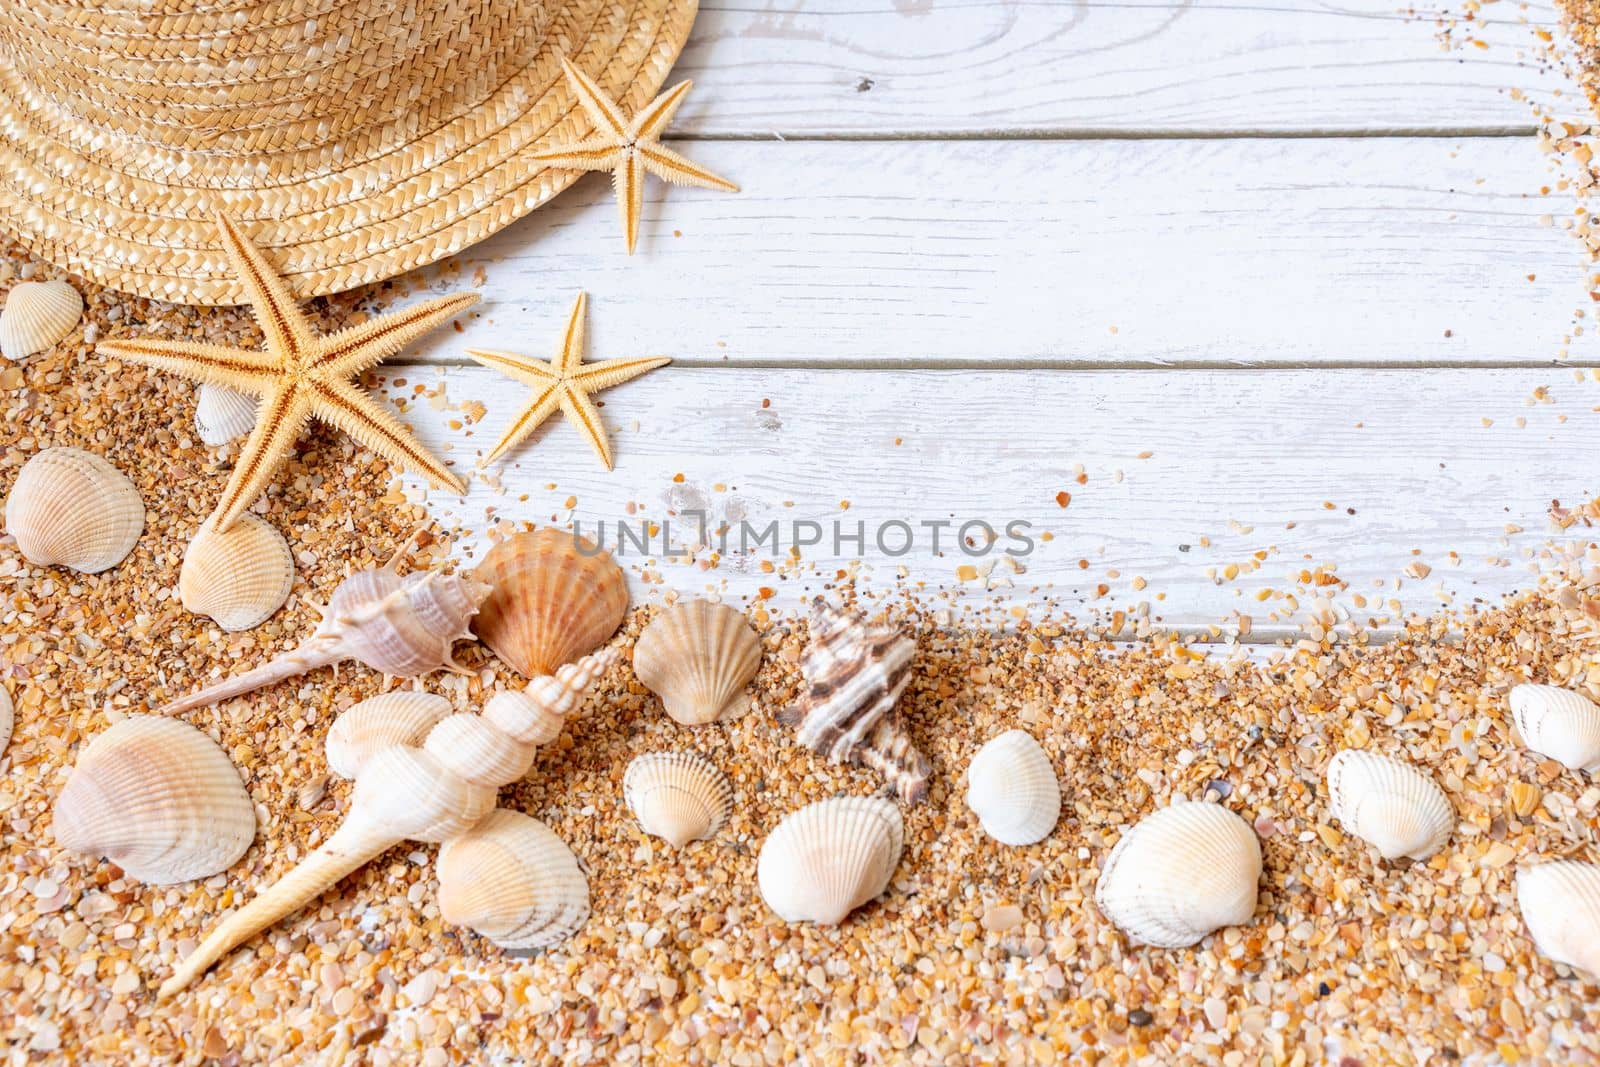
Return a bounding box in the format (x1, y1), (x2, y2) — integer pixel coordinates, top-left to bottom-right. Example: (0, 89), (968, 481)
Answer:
(1510, 684), (1600, 773)
(1326, 749), (1454, 861)
(757, 795), (904, 925)
(633, 599), (762, 725)
(1517, 861), (1600, 978)
(179, 513), (294, 631)
(965, 729), (1060, 846)
(0, 280), (82, 361)
(623, 751), (734, 847)
(194, 383), (257, 447)
(326, 691), (453, 779)
(437, 809), (590, 950)
(1095, 801), (1261, 948)
(0, 686), (12, 756)
(5, 447), (144, 573)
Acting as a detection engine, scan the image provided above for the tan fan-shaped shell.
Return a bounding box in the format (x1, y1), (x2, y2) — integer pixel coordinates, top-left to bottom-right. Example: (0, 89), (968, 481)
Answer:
(194, 383), (257, 448)
(437, 808), (590, 950)
(1518, 861), (1600, 978)
(623, 751), (734, 847)
(472, 528), (629, 679)
(0, 686), (12, 757)
(965, 730), (1060, 846)
(0, 280), (82, 361)
(325, 691), (453, 780)
(757, 795), (904, 925)
(1510, 684), (1600, 773)
(5, 447), (144, 573)
(1095, 801), (1261, 948)
(52, 716), (256, 885)
(1326, 749), (1453, 861)
(179, 513), (295, 632)
(634, 600), (762, 725)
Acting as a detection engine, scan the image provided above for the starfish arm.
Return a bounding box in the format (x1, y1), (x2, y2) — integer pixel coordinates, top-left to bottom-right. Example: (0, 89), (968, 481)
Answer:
(572, 355), (671, 393)
(527, 137), (629, 173)
(561, 384), (615, 471)
(95, 338), (281, 395)
(630, 80), (694, 141)
(615, 152), (645, 255)
(481, 383), (563, 466)
(556, 292), (588, 374)
(466, 349), (560, 388)
(558, 56), (629, 138)
(637, 143), (740, 193)
(309, 378), (467, 496)
(208, 387), (310, 532)
(214, 213), (317, 360)
(315, 292), (479, 378)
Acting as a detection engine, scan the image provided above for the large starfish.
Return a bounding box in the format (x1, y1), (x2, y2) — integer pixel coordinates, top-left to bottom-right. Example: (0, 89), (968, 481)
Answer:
(97, 214), (476, 532)
(531, 56), (739, 254)
(467, 292), (668, 470)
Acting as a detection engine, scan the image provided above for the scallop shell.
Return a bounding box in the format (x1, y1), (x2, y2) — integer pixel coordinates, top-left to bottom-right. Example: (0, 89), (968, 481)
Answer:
(1325, 749), (1453, 861)
(1517, 861), (1600, 978)
(436, 808), (590, 950)
(0, 686), (12, 757)
(52, 716), (256, 884)
(1509, 684), (1600, 773)
(179, 513), (295, 631)
(634, 599), (762, 725)
(472, 528), (628, 678)
(623, 751), (734, 847)
(0, 280), (82, 361)
(5, 447), (144, 573)
(757, 795), (904, 925)
(195, 383), (257, 447)
(965, 729), (1060, 846)
(1094, 801), (1261, 948)
(325, 691), (453, 779)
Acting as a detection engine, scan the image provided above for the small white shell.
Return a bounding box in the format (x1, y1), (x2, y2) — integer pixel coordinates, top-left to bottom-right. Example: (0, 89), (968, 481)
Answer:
(437, 808), (590, 950)
(0, 686), (12, 756)
(757, 795), (904, 925)
(195, 383), (257, 447)
(1326, 749), (1453, 861)
(965, 729), (1059, 846)
(1095, 801), (1261, 948)
(633, 600), (762, 725)
(1517, 861), (1600, 978)
(1510, 684), (1600, 773)
(326, 691), (453, 779)
(0, 280), (82, 361)
(623, 751), (734, 847)
(179, 513), (295, 631)
(5, 447), (144, 573)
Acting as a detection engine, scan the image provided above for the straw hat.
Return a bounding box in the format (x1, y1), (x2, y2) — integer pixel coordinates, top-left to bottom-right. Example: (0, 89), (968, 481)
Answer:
(0, 0), (698, 305)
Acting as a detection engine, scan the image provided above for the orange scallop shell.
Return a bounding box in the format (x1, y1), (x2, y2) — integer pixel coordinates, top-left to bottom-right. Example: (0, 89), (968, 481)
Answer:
(471, 528), (628, 678)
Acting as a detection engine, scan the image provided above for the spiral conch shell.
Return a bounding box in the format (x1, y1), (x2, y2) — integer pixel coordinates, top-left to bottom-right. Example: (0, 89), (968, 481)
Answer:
(325, 691), (452, 779)
(634, 600), (762, 726)
(624, 751), (735, 847)
(53, 716), (256, 885)
(757, 795), (904, 925)
(0, 280), (82, 361)
(438, 809), (591, 950)
(194, 383), (257, 447)
(1095, 802), (1261, 948)
(1326, 749), (1453, 861)
(472, 528), (628, 679)
(965, 730), (1060, 846)
(1517, 860), (1600, 978)
(179, 513), (295, 631)
(1509, 684), (1600, 773)
(5, 447), (144, 573)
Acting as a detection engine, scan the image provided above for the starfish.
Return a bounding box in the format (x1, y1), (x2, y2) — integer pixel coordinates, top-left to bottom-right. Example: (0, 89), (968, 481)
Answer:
(97, 213), (476, 532)
(466, 292), (668, 470)
(531, 56), (739, 254)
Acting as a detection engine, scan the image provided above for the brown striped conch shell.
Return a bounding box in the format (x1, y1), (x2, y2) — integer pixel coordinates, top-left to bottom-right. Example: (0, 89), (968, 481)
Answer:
(1326, 749), (1453, 861)
(325, 691), (452, 779)
(634, 599), (761, 725)
(471, 528), (628, 678)
(757, 795), (904, 925)
(437, 809), (590, 950)
(965, 729), (1060, 846)
(194, 383), (257, 447)
(1509, 684), (1600, 773)
(5, 447), (144, 573)
(623, 751), (734, 847)
(179, 513), (295, 632)
(0, 280), (81, 361)
(1518, 860), (1600, 978)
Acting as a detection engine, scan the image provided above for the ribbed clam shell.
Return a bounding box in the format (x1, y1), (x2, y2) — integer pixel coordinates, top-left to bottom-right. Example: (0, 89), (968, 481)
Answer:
(325, 691), (452, 779)
(0, 280), (82, 361)
(965, 729), (1060, 846)
(623, 751), (734, 847)
(437, 809), (590, 950)
(1326, 749), (1453, 861)
(471, 528), (628, 678)
(0, 687), (12, 756)
(194, 383), (257, 447)
(634, 600), (762, 725)
(179, 513), (294, 631)
(52, 716), (256, 884)
(5, 447), (144, 573)
(757, 795), (904, 925)
(1517, 861), (1600, 978)
(1509, 684), (1600, 773)
(1095, 802), (1261, 948)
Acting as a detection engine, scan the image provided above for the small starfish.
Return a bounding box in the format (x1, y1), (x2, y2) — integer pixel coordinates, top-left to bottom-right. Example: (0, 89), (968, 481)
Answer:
(97, 214), (476, 532)
(531, 56), (739, 254)
(467, 292), (668, 470)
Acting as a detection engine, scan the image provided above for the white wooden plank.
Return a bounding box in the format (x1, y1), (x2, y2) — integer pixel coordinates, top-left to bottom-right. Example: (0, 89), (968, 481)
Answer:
(376, 364), (1588, 639)
(396, 137), (1589, 368)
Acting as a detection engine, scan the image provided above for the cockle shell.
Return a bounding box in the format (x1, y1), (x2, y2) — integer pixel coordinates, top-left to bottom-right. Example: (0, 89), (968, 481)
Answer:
(1509, 684), (1600, 772)
(1095, 801), (1261, 948)
(0, 280), (82, 361)
(472, 528), (628, 678)
(634, 599), (762, 726)
(1517, 861), (1600, 978)
(965, 730), (1060, 846)
(437, 808), (591, 950)
(325, 691), (452, 779)
(623, 751), (735, 847)
(52, 716), (256, 885)
(1326, 749), (1453, 861)
(194, 383), (257, 447)
(757, 795), (904, 925)
(5, 447), (144, 573)
(179, 513), (295, 631)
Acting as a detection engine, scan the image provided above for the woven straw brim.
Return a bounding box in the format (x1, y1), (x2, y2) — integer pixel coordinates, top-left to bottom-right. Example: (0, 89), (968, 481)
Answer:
(0, 0), (698, 306)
